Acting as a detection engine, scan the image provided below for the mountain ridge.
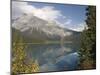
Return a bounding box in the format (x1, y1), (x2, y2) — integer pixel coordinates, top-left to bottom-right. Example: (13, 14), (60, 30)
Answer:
(12, 13), (81, 43)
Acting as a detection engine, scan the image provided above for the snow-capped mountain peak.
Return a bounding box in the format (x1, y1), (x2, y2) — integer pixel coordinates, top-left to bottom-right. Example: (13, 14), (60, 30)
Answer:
(12, 13), (74, 40)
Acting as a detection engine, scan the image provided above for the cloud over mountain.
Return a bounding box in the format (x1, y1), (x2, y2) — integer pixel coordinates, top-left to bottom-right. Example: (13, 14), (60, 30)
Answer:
(12, 1), (86, 32)
(12, 1), (64, 22)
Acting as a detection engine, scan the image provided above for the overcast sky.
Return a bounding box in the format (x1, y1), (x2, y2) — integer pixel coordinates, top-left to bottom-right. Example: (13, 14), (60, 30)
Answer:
(12, 1), (88, 31)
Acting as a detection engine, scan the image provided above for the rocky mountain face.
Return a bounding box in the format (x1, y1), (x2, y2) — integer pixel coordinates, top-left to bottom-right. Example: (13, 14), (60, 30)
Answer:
(12, 13), (81, 43)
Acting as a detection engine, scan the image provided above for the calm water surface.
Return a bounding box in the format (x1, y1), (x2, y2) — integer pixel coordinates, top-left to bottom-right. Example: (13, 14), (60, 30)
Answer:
(25, 43), (79, 72)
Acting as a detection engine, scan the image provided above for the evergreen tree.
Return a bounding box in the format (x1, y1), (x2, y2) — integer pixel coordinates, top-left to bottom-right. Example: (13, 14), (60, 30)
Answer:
(79, 6), (96, 69)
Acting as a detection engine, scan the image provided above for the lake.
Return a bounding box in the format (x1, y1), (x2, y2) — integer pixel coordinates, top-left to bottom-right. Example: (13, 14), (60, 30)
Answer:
(25, 43), (79, 72)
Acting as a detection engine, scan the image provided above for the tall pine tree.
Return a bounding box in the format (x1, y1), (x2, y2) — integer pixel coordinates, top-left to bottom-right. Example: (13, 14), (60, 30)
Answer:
(79, 6), (96, 69)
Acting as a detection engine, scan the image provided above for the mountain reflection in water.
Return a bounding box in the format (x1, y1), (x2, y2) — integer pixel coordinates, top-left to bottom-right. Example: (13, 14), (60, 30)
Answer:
(25, 43), (79, 72)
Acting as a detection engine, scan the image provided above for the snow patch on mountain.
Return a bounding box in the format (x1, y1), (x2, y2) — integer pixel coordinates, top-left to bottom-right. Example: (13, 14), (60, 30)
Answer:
(12, 13), (73, 39)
